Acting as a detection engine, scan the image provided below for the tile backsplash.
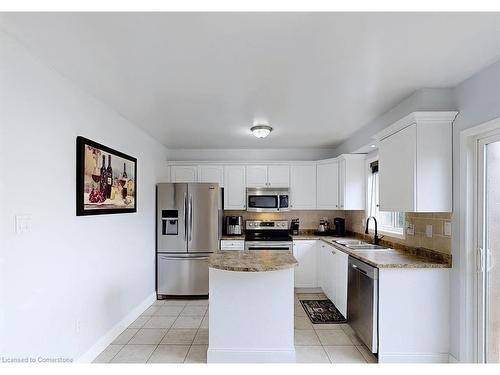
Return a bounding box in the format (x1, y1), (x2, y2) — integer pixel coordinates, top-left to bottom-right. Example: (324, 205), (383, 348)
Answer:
(223, 210), (345, 230)
(344, 211), (452, 254)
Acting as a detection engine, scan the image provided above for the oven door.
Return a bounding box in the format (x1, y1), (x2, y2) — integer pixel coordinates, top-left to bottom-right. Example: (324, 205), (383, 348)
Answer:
(247, 194), (279, 212)
(245, 241), (293, 251)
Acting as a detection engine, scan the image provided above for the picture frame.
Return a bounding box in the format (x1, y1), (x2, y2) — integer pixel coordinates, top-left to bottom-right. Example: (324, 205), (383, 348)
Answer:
(76, 136), (137, 216)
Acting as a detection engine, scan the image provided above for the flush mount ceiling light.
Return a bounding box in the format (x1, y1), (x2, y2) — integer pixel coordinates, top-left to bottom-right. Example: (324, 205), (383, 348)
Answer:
(250, 124), (273, 138)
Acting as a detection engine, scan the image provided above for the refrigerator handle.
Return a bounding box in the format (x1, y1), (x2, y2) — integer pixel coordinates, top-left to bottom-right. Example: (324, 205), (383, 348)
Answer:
(189, 194), (193, 242)
(183, 192), (187, 241)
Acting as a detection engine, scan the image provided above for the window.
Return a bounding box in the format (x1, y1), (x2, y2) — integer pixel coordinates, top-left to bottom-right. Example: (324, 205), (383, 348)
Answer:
(367, 159), (405, 238)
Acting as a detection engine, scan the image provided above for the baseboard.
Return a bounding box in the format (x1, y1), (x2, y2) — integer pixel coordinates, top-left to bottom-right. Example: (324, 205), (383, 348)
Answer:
(207, 348), (296, 363)
(378, 352), (450, 363)
(77, 292), (156, 363)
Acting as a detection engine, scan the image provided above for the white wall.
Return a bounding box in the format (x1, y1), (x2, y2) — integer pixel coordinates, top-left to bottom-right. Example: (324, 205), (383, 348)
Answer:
(0, 31), (168, 360)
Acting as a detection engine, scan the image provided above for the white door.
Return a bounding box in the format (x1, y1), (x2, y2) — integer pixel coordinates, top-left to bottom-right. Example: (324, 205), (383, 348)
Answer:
(293, 241), (317, 288)
(379, 124), (417, 212)
(338, 158), (346, 209)
(198, 165), (224, 186)
(317, 162), (339, 209)
(246, 165), (268, 187)
(224, 165), (246, 210)
(170, 165), (197, 182)
(334, 250), (349, 318)
(268, 165), (290, 187)
(325, 247), (336, 302)
(477, 132), (500, 363)
(290, 165), (317, 209)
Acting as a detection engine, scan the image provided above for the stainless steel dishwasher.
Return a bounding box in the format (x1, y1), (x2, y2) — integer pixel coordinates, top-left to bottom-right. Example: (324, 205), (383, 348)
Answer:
(347, 256), (379, 353)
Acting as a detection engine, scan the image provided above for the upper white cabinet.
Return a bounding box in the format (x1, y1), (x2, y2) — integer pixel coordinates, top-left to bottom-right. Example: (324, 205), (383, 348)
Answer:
(316, 155), (364, 210)
(246, 165), (290, 188)
(338, 154), (365, 210)
(293, 240), (317, 288)
(198, 165), (224, 186)
(170, 165), (197, 182)
(316, 161), (339, 209)
(376, 111), (456, 212)
(290, 164), (316, 209)
(223, 165), (246, 210)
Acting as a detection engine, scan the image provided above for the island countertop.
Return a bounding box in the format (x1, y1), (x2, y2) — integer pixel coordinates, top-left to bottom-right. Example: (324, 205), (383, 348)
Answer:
(208, 250), (298, 272)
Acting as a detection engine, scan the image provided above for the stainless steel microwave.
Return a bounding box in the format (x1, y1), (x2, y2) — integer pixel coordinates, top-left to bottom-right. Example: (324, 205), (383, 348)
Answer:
(246, 187), (290, 212)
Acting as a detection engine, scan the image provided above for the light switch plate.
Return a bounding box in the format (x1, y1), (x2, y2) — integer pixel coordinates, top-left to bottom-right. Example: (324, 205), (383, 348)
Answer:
(15, 215), (32, 234)
(426, 224), (433, 238)
(444, 221), (452, 236)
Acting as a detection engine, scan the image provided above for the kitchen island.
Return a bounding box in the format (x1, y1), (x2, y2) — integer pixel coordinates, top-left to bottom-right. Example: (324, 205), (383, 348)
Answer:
(207, 250), (297, 363)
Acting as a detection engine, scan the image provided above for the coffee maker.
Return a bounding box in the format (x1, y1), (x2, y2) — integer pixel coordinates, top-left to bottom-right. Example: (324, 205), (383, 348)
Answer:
(225, 216), (243, 235)
(333, 217), (346, 237)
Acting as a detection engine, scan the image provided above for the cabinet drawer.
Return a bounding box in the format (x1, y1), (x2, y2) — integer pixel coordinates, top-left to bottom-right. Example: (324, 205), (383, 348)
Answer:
(220, 240), (245, 250)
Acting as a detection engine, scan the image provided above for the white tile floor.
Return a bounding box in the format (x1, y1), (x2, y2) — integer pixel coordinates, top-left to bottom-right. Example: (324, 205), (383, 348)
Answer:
(93, 293), (377, 363)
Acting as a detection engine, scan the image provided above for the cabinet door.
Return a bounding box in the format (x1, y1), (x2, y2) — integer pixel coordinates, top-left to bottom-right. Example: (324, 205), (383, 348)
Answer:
(246, 165), (268, 188)
(325, 247), (337, 302)
(290, 165), (317, 209)
(317, 162), (339, 209)
(334, 250), (349, 318)
(379, 124), (416, 212)
(267, 165), (290, 187)
(338, 159), (346, 209)
(224, 166), (246, 210)
(198, 165), (224, 186)
(293, 241), (317, 288)
(317, 242), (326, 292)
(170, 166), (197, 182)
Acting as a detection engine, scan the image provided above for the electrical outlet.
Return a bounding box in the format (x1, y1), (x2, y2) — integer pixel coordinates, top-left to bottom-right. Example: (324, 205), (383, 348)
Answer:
(15, 215), (32, 234)
(444, 221), (452, 236)
(426, 224), (433, 238)
(406, 222), (415, 235)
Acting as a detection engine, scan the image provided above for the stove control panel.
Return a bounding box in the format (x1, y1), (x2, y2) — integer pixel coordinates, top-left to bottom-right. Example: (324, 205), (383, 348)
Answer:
(245, 220), (289, 230)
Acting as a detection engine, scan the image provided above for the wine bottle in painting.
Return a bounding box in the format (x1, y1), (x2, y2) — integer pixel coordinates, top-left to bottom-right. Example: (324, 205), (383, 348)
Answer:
(100, 154), (106, 193)
(122, 163), (128, 199)
(106, 155), (113, 199)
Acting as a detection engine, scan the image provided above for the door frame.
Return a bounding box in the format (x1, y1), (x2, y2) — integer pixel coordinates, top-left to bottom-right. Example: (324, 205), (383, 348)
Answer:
(458, 117), (500, 363)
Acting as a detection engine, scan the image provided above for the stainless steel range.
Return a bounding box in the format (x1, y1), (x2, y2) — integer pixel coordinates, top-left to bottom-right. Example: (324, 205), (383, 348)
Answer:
(244, 220), (293, 251)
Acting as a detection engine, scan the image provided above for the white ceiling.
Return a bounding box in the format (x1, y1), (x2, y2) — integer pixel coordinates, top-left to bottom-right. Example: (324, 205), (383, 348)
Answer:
(2, 12), (500, 149)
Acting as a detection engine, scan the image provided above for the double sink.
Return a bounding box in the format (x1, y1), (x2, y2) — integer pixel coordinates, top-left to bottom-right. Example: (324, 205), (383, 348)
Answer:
(334, 239), (393, 252)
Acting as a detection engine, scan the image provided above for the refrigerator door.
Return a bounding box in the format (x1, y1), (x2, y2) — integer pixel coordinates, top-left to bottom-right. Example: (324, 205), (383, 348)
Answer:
(187, 183), (220, 253)
(157, 254), (209, 296)
(157, 183), (188, 253)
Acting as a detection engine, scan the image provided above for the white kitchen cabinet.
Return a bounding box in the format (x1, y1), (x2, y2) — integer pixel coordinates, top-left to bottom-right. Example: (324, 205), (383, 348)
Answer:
(337, 154), (365, 210)
(198, 165), (224, 186)
(246, 165), (289, 188)
(267, 165), (290, 187)
(246, 165), (268, 187)
(223, 165), (246, 210)
(290, 164), (316, 209)
(333, 248), (348, 317)
(293, 240), (317, 288)
(316, 161), (339, 209)
(220, 240), (245, 250)
(170, 165), (198, 182)
(376, 111), (456, 212)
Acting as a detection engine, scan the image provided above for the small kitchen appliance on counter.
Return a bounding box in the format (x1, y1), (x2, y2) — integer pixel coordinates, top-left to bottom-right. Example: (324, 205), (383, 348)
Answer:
(225, 215), (243, 235)
(333, 217), (346, 237)
(290, 218), (300, 235)
(314, 217), (334, 236)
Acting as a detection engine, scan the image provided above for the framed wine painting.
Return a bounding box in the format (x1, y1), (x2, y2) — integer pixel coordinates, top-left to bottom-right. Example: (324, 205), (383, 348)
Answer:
(76, 136), (137, 216)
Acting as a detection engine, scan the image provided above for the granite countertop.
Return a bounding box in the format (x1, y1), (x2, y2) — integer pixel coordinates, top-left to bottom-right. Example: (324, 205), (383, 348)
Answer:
(319, 237), (451, 269)
(209, 250), (298, 272)
(220, 235), (245, 240)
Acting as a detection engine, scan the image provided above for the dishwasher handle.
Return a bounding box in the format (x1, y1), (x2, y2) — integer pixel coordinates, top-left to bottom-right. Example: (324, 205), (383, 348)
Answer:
(351, 263), (368, 275)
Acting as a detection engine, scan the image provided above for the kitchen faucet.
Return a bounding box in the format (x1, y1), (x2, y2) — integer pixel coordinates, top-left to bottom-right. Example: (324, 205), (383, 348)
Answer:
(365, 216), (382, 245)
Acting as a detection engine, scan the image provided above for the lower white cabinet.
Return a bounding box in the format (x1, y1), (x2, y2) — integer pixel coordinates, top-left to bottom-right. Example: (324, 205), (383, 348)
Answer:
(292, 240), (317, 288)
(220, 240), (244, 250)
(316, 241), (348, 318)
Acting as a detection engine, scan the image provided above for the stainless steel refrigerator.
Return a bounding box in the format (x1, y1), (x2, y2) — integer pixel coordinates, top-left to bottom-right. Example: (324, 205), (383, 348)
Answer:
(156, 183), (222, 297)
